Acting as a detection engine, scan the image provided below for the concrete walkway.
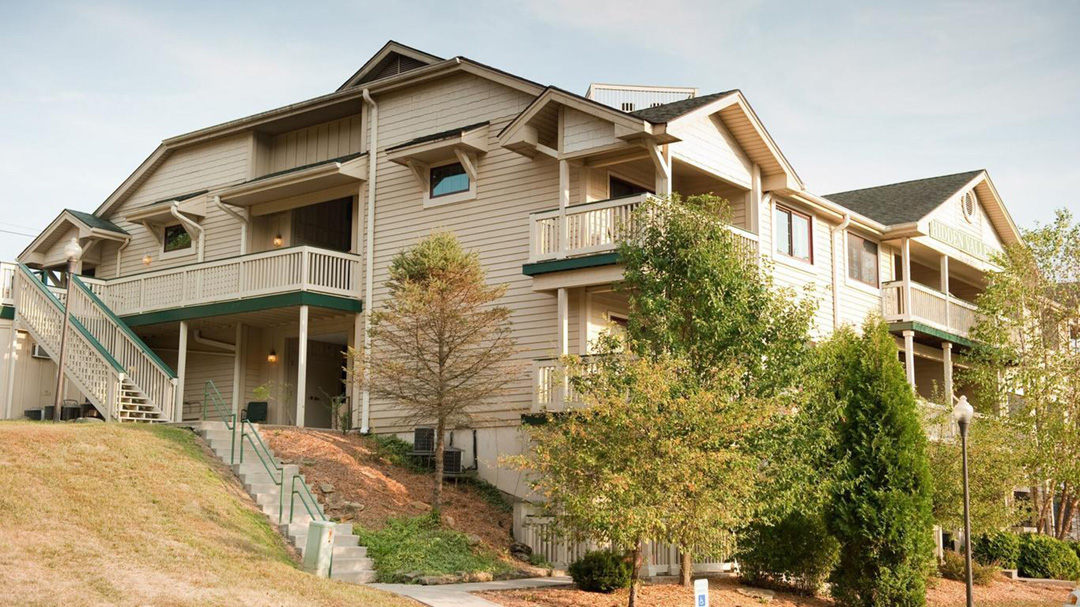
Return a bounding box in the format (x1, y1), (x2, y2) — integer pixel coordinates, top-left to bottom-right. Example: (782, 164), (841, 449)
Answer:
(371, 576), (572, 607)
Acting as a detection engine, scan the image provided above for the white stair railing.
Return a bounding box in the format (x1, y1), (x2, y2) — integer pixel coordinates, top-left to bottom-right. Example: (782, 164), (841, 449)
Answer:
(69, 276), (177, 421)
(13, 265), (124, 419)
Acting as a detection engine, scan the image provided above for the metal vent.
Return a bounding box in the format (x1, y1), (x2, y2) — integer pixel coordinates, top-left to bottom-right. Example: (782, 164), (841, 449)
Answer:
(413, 427), (435, 453)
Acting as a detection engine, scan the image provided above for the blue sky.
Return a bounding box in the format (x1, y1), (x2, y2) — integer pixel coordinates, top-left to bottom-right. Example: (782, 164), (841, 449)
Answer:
(1, 1), (1078, 261)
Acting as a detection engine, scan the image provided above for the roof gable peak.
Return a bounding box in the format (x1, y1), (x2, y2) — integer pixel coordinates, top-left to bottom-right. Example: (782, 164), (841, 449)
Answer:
(337, 41), (443, 91)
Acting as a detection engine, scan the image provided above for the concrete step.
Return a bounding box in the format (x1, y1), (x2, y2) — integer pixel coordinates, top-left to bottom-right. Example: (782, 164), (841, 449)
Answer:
(283, 521), (352, 540)
(298, 543), (367, 559)
(331, 570), (377, 584)
(329, 556), (375, 573)
(196, 420), (228, 432)
(287, 527), (359, 547)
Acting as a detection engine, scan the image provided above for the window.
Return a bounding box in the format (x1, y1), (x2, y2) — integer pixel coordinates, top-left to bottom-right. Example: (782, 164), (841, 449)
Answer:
(961, 190), (977, 222)
(163, 224), (192, 254)
(620, 102), (635, 112)
(429, 162), (469, 198)
(292, 197), (353, 252)
(609, 176), (648, 199)
(847, 233), (879, 286)
(775, 205), (812, 262)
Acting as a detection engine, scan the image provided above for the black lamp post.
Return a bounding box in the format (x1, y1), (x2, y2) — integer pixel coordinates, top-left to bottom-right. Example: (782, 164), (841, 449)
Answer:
(52, 237), (83, 422)
(952, 395), (975, 607)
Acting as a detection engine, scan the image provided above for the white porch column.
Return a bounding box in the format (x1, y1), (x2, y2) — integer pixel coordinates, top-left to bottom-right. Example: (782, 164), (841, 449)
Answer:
(942, 342), (954, 405)
(558, 159), (570, 259)
(175, 320), (188, 423)
(650, 143), (672, 196)
(902, 329), (916, 389)
(940, 254), (951, 330)
(557, 288), (569, 356)
(296, 305), (309, 428)
(901, 238), (913, 320)
(352, 313), (367, 433)
(232, 323), (244, 418)
(4, 328), (18, 419)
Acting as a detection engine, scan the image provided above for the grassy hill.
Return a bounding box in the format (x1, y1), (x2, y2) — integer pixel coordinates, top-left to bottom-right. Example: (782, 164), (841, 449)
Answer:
(0, 422), (416, 607)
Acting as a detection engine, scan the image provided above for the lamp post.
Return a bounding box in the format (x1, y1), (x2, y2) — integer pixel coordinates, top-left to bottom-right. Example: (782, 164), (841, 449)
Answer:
(953, 395), (975, 607)
(52, 237), (83, 422)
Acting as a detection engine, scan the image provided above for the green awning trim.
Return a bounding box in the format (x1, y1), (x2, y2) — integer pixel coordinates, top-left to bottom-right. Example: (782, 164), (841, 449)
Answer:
(522, 252), (620, 276)
(121, 292), (362, 327)
(888, 321), (976, 349)
(0, 306), (14, 320)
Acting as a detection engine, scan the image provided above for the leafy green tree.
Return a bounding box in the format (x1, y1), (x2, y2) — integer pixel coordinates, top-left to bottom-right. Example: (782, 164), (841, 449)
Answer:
(964, 209), (1080, 538)
(351, 232), (519, 517)
(515, 344), (769, 607)
(825, 319), (935, 607)
(617, 194), (816, 582)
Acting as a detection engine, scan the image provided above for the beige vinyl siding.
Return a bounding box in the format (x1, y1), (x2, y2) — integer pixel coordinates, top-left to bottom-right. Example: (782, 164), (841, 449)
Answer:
(837, 235), (892, 328)
(3, 328), (83, 418)
(365, 73), (556, 432)
(562, 107), (619, 154)
(267, 117), (365, 174)
(156, 348), (236, 420)
(98, 134), (251, 278)
(767, 198), (835, 338)
(923, 190), (1005, 256)
(585, 289), (628, 354)
(668, 112), (753, 188)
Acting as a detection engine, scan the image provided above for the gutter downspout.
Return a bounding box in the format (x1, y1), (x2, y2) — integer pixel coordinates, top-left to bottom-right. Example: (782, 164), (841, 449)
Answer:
(115, 238), (131, 278)
(360, 88), (378, 434)
(170, 203), (205, 262)
(214, 195), (250, 255)
(832, 213), (852, 329)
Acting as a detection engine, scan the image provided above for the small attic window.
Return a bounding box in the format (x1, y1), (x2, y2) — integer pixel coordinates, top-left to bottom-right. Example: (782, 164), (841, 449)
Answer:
(961, 191), (977, 222)
(621, 102), (635, 112)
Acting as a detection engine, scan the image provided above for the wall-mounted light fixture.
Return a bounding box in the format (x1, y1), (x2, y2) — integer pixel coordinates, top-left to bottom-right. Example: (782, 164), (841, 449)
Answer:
(272, 234), (284, 247)
(142, 253), (153, 266)
(267, 349), (278, 365)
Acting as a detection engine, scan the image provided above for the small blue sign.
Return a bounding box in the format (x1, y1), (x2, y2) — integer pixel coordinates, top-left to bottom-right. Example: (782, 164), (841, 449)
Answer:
(693, 578), (708, 606)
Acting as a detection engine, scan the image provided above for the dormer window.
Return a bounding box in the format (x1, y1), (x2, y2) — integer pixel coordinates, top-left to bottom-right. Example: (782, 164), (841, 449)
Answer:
(430, 162), (470, 198)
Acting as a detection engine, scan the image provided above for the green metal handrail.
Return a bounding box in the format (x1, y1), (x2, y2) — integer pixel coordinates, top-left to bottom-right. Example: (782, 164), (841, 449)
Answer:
(237, 419), (288, 524)
(288, 473), (328, 524)
(202, 381), (237, 463)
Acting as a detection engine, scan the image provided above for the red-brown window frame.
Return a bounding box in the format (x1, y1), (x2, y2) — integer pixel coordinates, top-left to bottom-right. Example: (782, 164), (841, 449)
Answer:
(846, 233), (880, 287)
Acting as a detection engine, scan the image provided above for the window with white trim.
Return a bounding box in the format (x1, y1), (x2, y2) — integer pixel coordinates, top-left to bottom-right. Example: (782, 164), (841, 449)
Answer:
(162, 224), (192, 254)
(847, 233), (879, 287)
(430, 162), (470, 199)
(775, 205), (812, 263)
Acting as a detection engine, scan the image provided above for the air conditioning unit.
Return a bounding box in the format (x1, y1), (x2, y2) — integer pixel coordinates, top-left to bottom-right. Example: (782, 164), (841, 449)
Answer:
(413, 427), (435, 454)
(443, 447), (464, 475)
(30, 344), (50, 359)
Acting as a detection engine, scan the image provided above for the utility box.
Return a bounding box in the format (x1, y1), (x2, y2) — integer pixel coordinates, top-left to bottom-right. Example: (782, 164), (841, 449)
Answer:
(303, 520), (335, 578)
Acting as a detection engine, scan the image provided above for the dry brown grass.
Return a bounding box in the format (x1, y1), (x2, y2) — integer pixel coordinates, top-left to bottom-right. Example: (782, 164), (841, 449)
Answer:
(0, 421), (418, 607)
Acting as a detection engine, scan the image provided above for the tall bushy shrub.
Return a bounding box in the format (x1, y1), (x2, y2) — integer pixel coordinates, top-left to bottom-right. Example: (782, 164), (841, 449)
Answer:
(738, 511), (839, 595)
(1017, 533), (1080, 581)
(825, 320), (935, 607)
(569, 551), (632, 593)
(973, 531), (1021, 569)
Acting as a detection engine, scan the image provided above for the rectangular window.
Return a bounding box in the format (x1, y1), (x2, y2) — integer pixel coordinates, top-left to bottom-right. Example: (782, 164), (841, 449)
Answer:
(847, 233), (879, 286)
(429, 162), (469, 198)
(163, 224), (192, 253)
(775, 205), (812, 262)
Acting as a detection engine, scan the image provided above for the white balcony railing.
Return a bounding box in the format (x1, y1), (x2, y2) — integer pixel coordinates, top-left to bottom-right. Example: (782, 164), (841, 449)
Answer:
(882, 280), (979, 337)
(0, 262), (15, 306)
(529, 195), (759, 264)
(84, 246), (362, 317)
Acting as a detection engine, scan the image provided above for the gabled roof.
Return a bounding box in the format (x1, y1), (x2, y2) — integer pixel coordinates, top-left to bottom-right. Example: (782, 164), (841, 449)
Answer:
(630, 90), (738, 123)
(387, 122), (490, 152)
(826, 170), (985, 226)
(18, 209), (130, 265)
(336, 41), (443, 91)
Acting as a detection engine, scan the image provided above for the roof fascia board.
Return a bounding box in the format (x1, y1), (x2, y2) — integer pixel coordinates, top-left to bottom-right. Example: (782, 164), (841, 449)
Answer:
(499, 88), (656, 152)
(93, 144), (169, 218)
(787, 190), (887, 235)
(909, 171), (1020, 246)
(705, 93), (804, 190)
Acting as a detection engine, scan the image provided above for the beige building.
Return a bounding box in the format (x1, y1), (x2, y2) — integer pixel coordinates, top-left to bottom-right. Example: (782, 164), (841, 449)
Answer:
(0, 41), (1022, 500)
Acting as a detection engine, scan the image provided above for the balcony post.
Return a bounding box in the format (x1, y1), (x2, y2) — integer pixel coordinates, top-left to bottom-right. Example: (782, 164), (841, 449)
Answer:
(558, 287), (569, 407)
(940, 254), (951, 330)
(175, 320), (188, 423)
(232, 323), (244, 421)
(901, 238), (912, 321)
(558, 160), (569, 259)
(296, 304), (309, 428)
(4, 326), (18, 419)
(903, 329), (916, 389)
(943, 342), (954, 405)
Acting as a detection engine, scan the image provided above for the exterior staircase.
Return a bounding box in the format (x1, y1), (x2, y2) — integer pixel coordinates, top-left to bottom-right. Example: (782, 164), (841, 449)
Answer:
(194, 388), (375, 584)
(11, 264), (176, 422)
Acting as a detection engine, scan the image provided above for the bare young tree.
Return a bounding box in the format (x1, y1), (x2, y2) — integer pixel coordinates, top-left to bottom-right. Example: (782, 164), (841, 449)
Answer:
(350, 231), (520, 516)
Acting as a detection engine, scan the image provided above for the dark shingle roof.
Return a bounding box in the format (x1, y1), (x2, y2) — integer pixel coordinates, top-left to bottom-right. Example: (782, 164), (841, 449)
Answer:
(630, 90), (738, 123)
(65, 209), (127, 234)
(825, 170), (984, 226)
(141, 189), (209, 208)
(386, 122), (489, 152)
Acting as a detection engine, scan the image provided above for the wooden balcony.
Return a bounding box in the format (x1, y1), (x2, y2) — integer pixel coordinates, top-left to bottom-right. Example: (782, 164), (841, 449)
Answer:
(528, 194), (758, 265)
(84, 246), (362, 318)
(882, 280), (979, 338)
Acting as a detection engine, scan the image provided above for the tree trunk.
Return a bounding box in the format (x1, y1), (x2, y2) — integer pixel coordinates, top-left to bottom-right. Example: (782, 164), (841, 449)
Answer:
(432, 416), (446, 519)
(1055, 484), (1068, 540)
(680, 549), (693, 587)
(1062, 496), (1077, 538)
(627, 540), (644, 607)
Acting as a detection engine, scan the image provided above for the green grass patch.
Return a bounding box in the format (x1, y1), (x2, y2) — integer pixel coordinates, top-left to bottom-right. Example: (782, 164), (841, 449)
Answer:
(357, 515), (513, 583)
(368, 433), (429, 473)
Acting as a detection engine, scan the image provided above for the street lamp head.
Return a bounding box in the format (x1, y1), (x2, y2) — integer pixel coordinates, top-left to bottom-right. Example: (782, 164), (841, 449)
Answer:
(63, 237), (83, 262)
(952, 395), (974, 426)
